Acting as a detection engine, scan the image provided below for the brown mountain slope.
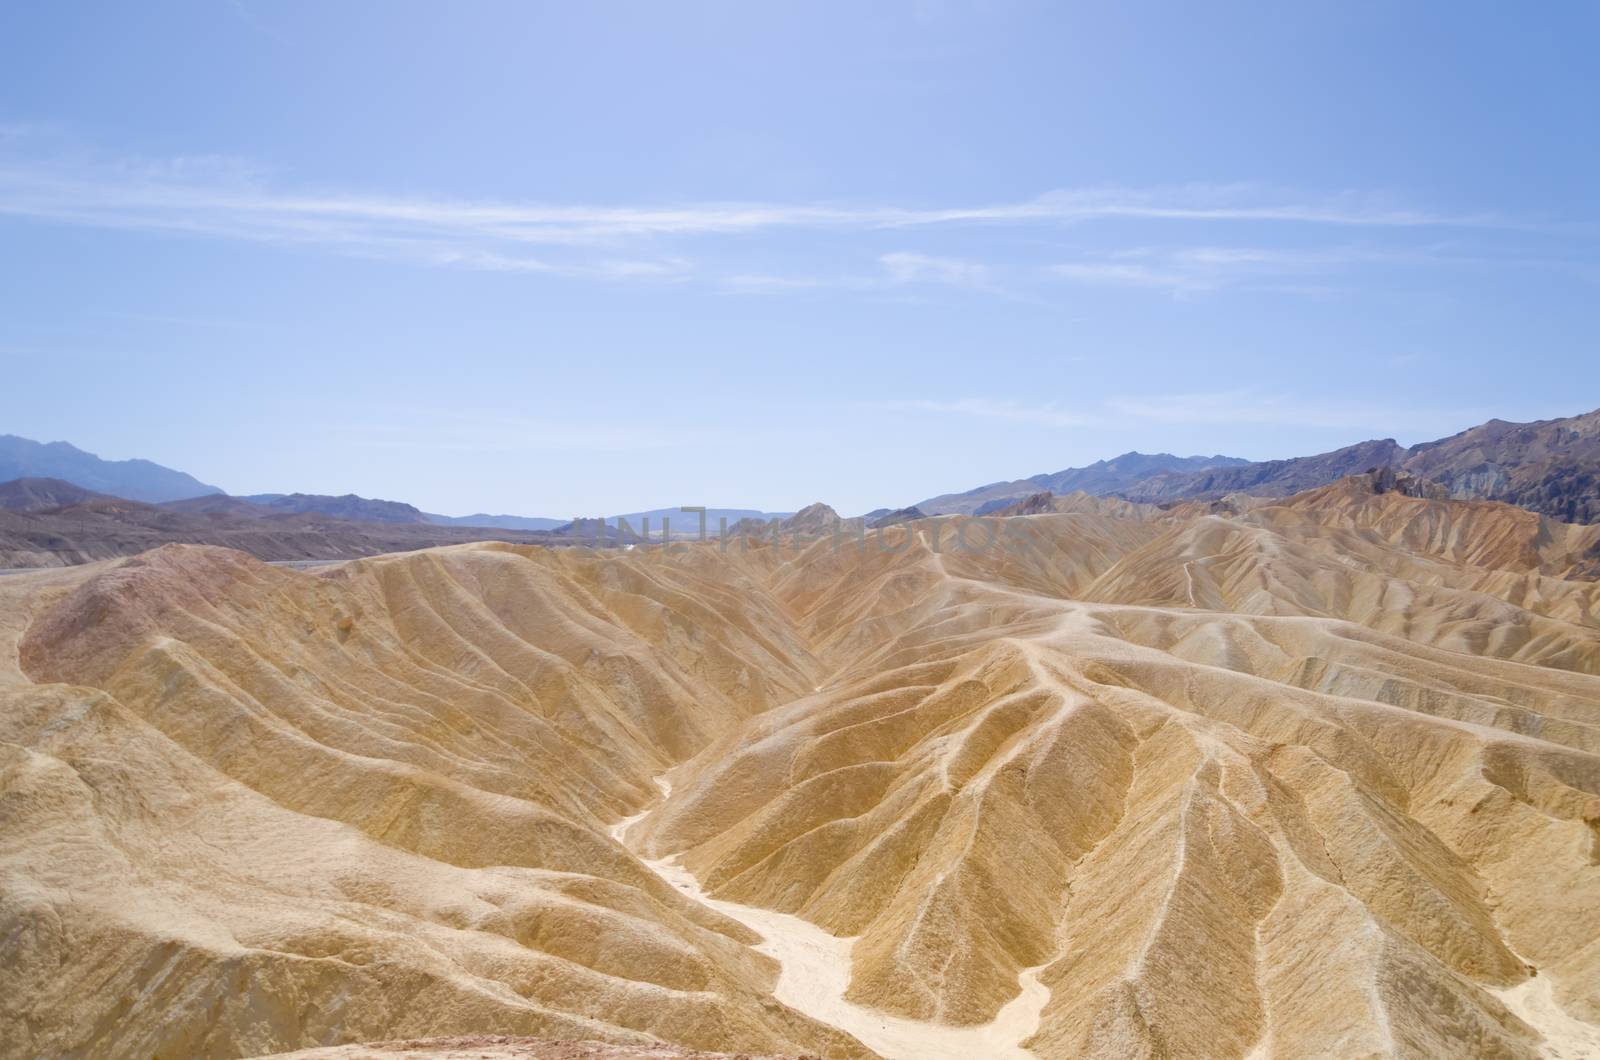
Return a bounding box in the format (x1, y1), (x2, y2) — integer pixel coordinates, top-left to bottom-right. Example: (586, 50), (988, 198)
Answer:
(994, 490), (1165, 521)
(1404, 408), (1600, 523)
(240, 492), (432, 524)
(0, 477), (114, 513)
(160, 492), (277, 516)
(3, 479), (1599, 1058)
(1121, 437), (1409, 503)
(916, 453), (1249, 516)
(0, 492), (589, 568)
(1116, 407), (1600, 523)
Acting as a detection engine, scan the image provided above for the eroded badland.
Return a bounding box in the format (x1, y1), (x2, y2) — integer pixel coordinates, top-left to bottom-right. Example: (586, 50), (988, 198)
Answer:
(3, 475), (1598, 1059)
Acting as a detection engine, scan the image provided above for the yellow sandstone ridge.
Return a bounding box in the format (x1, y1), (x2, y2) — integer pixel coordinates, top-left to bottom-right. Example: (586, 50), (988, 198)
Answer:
(2, 478), (1597, 1058)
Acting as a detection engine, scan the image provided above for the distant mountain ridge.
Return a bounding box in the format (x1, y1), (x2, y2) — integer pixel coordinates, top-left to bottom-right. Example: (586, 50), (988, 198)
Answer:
(424, 512), (567, 532)
(0, 477), (110, 513)
(0, 434), (221, 503)
(9, 403), (1600, 558)
(1120, 438), (1409, 503)
(1404, 409), (1600, 524)
(917, 452), (1249, 515)
(1116, 407), (1600, 523)
(0, 481), (594, 568)
(241, 493), (430, 525)
(918, 406), (1600, 525)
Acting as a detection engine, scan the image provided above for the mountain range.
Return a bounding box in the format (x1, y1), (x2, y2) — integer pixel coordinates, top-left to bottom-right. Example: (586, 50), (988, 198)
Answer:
(0, 436), (796, 539)
(423, 511), (568, 531)
(915, 452), (1250, 515)
(918, 405), (1600, 525)
(0, 478), (594, 568)
(4, 408), (1600, 1057)
(4, 465), (1597, 1057)
(0, 434), (221, 503)
(4, 405), (1600, 571)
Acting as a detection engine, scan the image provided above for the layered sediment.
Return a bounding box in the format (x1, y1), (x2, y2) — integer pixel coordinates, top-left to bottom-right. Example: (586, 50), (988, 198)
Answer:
(3, 479), (1598, 1057)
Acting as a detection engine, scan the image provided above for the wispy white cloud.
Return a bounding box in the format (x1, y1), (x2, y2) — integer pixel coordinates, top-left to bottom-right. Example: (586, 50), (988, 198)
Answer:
(1050, 261), (1204, 292)
(719, 273), (827, 293)
(721, 253), (1006, 296)
(879, 251), (995, 291)
(0, 174), (1497, 245)
(3, 137), (1582, 307)
(1049, 244), (1387, 295)
(424, 248), (694, 280)
(1045, 241), (1599, 298)
(0, 140), (1524, 288)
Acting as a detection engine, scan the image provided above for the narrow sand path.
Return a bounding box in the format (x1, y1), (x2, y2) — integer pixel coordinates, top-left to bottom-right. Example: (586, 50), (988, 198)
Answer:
(611, 779), (1050, 1060)
(1491, 970), (1600, 1059)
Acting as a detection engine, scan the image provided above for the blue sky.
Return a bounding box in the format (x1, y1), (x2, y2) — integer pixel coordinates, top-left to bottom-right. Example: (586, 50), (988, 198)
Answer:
(1, 1), (1596, 517)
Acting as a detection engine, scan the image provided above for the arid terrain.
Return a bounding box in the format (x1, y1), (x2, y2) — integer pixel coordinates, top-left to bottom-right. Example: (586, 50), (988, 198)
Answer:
(2, 473), (1598, 1058)
(0, 478), (590, 568)
(921, 406), (1600, 525)
(265, 1038), (809, 1059)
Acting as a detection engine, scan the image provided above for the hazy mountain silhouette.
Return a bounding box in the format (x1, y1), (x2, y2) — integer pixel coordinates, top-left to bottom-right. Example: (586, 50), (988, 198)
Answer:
(0, 434), (221, 503)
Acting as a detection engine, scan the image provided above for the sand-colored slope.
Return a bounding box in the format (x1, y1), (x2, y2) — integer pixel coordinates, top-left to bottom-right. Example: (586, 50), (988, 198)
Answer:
(263, 1039), (813, 1059)
(616, 778), (1049, 1059)
(0, 548), (867, 1059)
(630, 494), (1600, 1057)
(3, 477), (1599, 1058)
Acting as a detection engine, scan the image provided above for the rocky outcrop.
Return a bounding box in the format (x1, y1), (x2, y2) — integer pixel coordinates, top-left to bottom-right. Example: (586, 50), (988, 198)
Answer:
(867, 507), (926, 528)
(1401, 409), (1600, 522)
(1367, 465), (1449, 499)
(781, 503), (842, 533)
(994, 491), (1059, 516)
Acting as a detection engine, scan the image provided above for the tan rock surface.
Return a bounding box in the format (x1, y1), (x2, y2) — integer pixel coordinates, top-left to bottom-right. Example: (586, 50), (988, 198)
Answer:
(258, 1036), (811, 1059)
(3, 476), (1598, 1058)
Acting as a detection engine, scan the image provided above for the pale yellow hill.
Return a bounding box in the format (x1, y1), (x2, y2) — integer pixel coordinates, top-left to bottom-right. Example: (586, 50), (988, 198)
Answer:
(3, 476), (1598, 1058)
(260, 1037), (805, 1059)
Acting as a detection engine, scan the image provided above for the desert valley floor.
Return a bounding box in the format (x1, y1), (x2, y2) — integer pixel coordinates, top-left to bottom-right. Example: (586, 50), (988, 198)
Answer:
(2, 475), (1599, 1059)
